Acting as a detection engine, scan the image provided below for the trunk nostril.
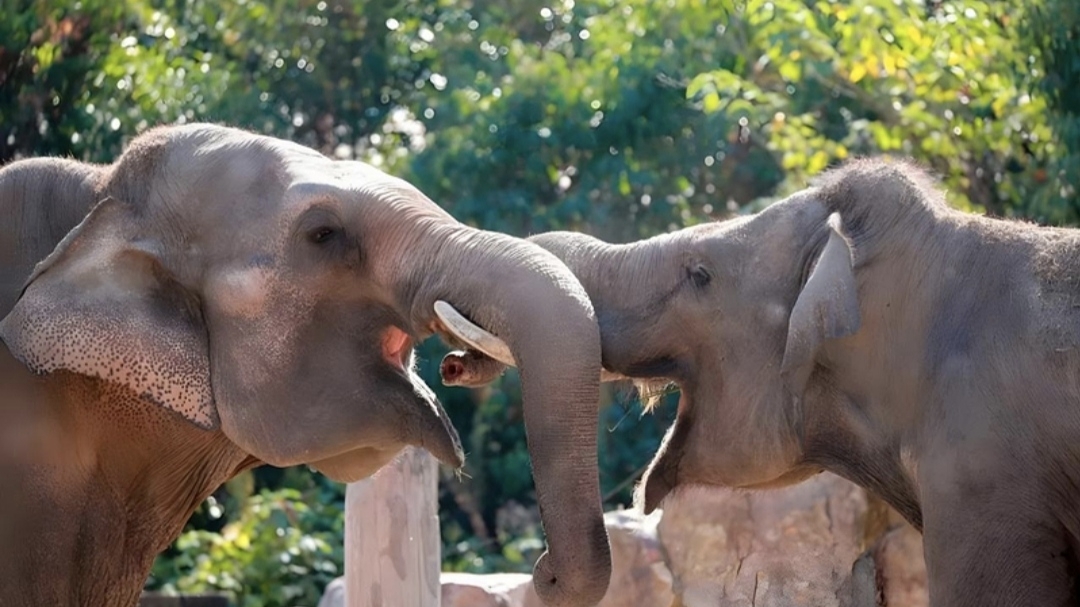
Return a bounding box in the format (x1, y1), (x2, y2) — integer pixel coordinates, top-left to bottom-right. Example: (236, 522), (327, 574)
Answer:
(441, 358), (464, 382)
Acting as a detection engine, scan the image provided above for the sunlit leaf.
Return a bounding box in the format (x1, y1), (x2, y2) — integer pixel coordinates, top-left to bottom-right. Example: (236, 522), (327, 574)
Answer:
(702, 91), (722, 113)
(849, 62), (867, 83)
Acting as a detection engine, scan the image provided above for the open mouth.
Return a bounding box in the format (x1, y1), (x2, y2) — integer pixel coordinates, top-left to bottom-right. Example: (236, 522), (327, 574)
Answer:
(381, 326), (414, 372)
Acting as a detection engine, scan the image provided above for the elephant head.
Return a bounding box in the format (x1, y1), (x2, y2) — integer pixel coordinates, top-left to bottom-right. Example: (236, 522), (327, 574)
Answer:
(442, 159), (943, 523)
(0, 124), (609, 606)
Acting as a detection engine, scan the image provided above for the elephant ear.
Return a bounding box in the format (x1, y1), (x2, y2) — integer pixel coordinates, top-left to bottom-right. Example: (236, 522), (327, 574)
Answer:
(0, 196), (217, 429)
(781, 212), (861, 395)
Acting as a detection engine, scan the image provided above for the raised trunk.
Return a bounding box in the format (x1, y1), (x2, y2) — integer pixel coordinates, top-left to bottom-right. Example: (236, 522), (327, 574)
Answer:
(397, 224), (611, 607)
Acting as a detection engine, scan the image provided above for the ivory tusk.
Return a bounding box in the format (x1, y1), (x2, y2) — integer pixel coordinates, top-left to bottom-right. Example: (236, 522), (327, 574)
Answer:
(434, 300), (517, 367)
(433, 300), (628, 383)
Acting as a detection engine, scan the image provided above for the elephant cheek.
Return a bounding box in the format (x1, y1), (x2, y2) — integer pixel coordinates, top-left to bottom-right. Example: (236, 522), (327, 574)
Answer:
(636, 414), (690, 514)
(211, 267), (272, 318)
(309, 447), (403, 484)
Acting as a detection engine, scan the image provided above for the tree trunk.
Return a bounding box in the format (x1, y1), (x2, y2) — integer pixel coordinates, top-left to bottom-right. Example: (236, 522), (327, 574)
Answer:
(344, 447), (441, 607)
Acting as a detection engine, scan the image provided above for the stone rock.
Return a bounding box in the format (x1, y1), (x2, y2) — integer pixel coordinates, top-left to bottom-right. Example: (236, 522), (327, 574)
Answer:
(595, 509), (676, 607)
(656, 473), (874, 607)
(441, 572), (535, 607)
(873, 523), (929, 607)
(437, 509), (676, 607)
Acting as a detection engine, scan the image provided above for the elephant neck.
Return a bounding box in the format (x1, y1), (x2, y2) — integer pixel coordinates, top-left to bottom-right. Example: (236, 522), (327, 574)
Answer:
(0, 354), (255, 607)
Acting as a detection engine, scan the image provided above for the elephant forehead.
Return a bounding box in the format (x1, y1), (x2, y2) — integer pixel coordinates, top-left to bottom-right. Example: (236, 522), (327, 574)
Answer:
(281, 179), (348, 205)
(287, 160), (453, 216)
(282, 156), (396, 192)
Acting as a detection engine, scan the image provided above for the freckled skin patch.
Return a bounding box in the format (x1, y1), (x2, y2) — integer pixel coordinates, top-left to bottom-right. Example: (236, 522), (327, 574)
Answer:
(3, 285), (218, 430)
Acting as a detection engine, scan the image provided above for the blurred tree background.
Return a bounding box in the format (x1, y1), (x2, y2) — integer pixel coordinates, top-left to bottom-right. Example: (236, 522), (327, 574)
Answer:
(2, 0), (1077, 604)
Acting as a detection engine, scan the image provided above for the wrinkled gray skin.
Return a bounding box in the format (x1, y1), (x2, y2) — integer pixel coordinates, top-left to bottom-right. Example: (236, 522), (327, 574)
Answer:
(0, 124), (608, 607)
(451, 158), (1080, 606)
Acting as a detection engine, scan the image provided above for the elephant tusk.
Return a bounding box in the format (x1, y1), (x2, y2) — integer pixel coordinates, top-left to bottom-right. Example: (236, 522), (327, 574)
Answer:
(433, 300), (628, 383)
(434, 300), (517, 367)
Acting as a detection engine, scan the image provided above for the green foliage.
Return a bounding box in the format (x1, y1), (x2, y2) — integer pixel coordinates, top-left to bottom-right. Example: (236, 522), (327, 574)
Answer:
(401, 0), (784, 241)
(0, 0), (130, 160)
(684, 0), (1074, 222)
(1022, 0), (1080, 221)
(147, 480), (344, 607)
(3, 0), (1078, 601)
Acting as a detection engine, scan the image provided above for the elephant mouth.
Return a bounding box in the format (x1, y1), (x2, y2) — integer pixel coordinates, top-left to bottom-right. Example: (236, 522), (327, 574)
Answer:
(637, 388), (691, 513)
(378, 322), (466, 470)
(381, 325), (414, 371)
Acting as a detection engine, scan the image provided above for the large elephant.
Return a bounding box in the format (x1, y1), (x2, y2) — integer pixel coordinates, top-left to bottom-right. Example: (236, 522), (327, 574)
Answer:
(445, 157), (1080, 606)
(0, 124), (609, 607)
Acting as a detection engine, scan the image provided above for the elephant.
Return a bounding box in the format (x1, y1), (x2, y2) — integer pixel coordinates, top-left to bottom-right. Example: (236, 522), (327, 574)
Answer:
(444, 157), (1080, 606)
(0, 123), (609, 607)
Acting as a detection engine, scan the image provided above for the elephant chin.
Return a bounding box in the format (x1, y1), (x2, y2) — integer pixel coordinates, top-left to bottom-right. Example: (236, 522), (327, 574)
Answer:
(309, 447), (403, 484)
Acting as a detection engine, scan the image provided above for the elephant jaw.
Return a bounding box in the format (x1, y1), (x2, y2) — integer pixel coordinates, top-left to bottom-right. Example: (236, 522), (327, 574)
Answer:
(364, 324), (465, 473)
(307, 378), (465, 481)
(309, 447), (402, 484)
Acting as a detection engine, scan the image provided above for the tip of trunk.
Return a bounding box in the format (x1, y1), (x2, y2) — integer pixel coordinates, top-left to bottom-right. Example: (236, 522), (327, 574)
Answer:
(439, 349), (508, 387)
(531, 519), (612, 607)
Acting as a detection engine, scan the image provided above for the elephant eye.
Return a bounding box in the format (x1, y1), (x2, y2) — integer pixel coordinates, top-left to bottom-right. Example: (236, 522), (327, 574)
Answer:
(688, 264), (711, 289)
(308, 226), (339, 245)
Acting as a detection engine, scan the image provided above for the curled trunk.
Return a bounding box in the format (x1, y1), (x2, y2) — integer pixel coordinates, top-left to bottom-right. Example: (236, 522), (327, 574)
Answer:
(397, 225), (612, 607)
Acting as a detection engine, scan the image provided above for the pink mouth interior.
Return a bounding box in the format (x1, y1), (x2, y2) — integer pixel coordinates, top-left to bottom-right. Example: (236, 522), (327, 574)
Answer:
(381, 327), (412, 371)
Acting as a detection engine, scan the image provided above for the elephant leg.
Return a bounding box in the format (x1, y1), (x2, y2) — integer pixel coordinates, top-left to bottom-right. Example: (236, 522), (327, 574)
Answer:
(920, 490), (1073, 607)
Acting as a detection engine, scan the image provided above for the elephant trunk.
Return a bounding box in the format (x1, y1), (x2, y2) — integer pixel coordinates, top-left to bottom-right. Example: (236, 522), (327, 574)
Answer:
(527, 232), (669, 371)
(397, 224), (611, 607)
(438, 232), (668, 386)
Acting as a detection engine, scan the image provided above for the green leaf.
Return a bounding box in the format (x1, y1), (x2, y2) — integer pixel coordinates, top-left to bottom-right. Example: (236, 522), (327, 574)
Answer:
(686, 73), (713, 99)
(702, 91), (722, 113)
(778, 60), (801, 82)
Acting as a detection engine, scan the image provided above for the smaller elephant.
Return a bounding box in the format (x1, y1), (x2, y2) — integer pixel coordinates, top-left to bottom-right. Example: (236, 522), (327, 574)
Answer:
(0, 124), (609, 607)
(448, 158), (1080, 607)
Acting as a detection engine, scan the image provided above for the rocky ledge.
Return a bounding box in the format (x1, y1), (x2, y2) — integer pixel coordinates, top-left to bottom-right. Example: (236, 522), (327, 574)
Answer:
(319, 473), (928, 607)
